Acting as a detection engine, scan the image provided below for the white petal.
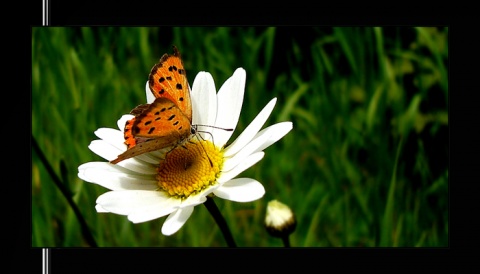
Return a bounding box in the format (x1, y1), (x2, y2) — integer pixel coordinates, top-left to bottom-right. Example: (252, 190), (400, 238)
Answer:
(253, 122), (293, 153)
(127, 152), (163, 165)
(221, 128), (274, 172)
(96, 190), (179, 216)
(113, 159), (158, 175)
(191, 72), (217, 140)
(94, 128), (125, 148)
(116, 145), (168, 165)
(145, 81), (155, 103)
(161, 206), (194, 236)
(134, 146), (175, 164)
(223, 98), (277, 157)
(117, 114), (134, 131)
(88, 140), (123, 161)
(128, 196), (181, 223)
(213, 178), (265, 202)
(181, 192), (210, 208)
(218, 152), (264, 184)
(88, 141), (157, 174)
(211, 68), (246, 147)
(95, 204), (108, 212)
(93, 140), (161, 173)
(78, 162), (157, 190)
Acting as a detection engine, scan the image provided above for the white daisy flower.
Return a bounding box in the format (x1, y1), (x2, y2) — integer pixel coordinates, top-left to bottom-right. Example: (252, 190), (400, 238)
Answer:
(78, 67), (293, 236)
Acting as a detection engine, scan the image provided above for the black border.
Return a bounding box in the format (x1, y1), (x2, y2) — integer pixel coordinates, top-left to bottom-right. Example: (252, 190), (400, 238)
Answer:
(23, 2), (478, 273)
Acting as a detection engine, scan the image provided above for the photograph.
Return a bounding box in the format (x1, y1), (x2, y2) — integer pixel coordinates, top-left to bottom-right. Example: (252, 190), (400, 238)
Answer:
(31, 26), (448, 248)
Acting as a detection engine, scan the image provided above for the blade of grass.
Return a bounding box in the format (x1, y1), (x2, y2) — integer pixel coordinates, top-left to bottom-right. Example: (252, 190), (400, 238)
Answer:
(380, 135), (404, 246)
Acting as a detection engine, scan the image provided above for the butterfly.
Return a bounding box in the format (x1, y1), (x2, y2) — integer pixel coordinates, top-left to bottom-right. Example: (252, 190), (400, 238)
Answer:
(110, 46), (195, 164)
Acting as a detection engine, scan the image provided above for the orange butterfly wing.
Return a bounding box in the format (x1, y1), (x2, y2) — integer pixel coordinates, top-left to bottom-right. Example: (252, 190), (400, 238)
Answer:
(148, 46), (192, 121)
(131, 97), (192, 139)
(110, 47), (193, 164)
(110, 98), (192, 164)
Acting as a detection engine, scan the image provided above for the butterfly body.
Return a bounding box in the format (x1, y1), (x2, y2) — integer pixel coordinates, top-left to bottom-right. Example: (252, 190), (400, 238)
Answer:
(110, 46), (193, 164)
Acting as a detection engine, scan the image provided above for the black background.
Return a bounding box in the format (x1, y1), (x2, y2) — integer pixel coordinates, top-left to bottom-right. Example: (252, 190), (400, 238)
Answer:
(20, 2), (476, 273)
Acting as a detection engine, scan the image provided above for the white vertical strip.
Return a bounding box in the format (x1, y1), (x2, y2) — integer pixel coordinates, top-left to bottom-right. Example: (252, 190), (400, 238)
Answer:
(42, 248), (50, 273)
(42, 0), (49, 26)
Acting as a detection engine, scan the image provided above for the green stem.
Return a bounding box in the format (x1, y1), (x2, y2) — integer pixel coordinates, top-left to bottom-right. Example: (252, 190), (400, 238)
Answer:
(281, 235), (291, 247)
(32, 135), (98, 247)
(204, 196), (237, 247)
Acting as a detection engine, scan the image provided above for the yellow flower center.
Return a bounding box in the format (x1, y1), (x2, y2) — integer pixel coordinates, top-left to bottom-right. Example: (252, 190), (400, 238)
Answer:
(156, 140), (223, 199)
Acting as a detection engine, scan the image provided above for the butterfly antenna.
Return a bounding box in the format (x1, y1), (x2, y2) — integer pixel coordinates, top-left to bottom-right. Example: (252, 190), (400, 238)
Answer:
(196, 124), (233, 132)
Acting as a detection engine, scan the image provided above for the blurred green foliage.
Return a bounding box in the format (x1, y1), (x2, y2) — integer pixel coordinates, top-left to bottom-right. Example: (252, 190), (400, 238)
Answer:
(32, 27), (448, 247)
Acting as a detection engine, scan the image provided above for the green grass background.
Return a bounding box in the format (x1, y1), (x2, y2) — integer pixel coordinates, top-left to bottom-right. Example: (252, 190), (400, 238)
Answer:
(31, 27), (448, 247)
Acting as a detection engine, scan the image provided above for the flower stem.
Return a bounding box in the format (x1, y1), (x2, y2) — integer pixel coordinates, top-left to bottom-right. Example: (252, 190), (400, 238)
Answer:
(281, 235), (291, 247)
(32, 135), (98, 247)
(204, 196), (237, 247)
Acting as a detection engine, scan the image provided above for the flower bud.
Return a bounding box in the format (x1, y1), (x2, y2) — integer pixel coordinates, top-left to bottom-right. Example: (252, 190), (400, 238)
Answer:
(265, 199), (296, 238)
